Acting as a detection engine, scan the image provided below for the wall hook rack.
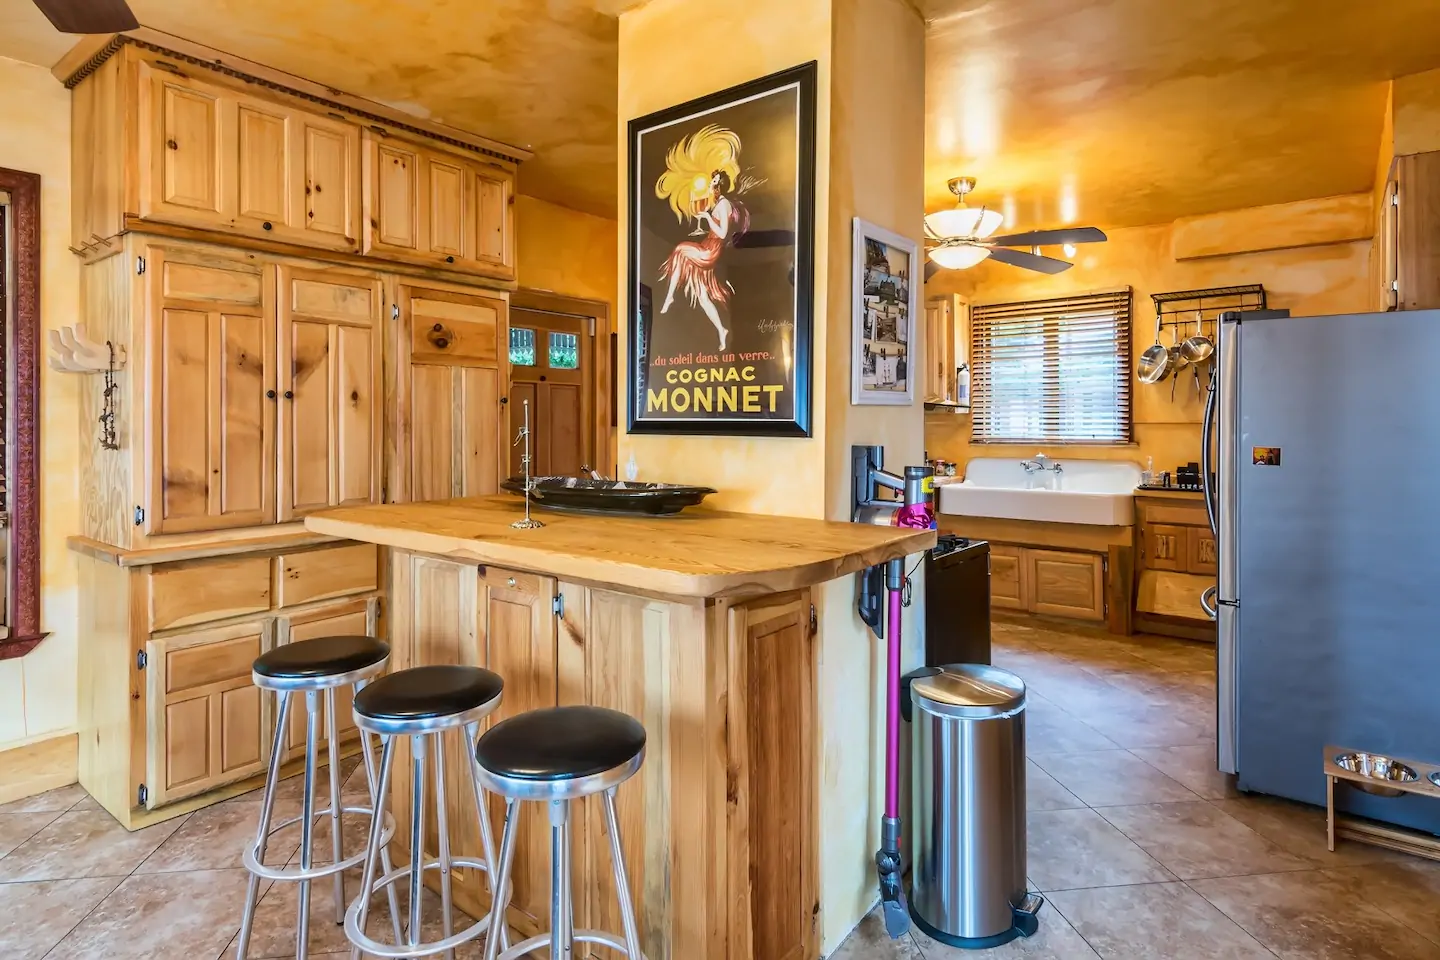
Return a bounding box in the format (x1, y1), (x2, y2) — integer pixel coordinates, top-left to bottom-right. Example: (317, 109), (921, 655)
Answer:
(47, 324), (127, 373)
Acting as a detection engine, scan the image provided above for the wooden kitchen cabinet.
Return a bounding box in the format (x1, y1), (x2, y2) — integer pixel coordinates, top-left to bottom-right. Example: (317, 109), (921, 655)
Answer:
(1187, 526), (1218, 575)
(1395, 151), (1440, 311)
(363, 131), (517, 281)
(277, 265), (384, 520)
(1027, 550), (1105, 621)
(144, 619), (270, 808)
(392, 280), (508, 502)
(1144, 523), (1187, 572)
(145, 244), (277, 535)
(138, 61), (361, 252)
(923, 293), (968, 405)
(989, 544), (1026, 610)
(1134, 495), (1218, 635)
(279, 598), (376, 762)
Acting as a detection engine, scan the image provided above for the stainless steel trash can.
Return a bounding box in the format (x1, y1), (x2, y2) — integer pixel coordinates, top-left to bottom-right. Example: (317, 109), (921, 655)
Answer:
(907, 664), (1042, 948)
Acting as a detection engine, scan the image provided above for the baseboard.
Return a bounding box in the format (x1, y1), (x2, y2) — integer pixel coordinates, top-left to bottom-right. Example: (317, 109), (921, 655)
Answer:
(0, 733), (79, 804)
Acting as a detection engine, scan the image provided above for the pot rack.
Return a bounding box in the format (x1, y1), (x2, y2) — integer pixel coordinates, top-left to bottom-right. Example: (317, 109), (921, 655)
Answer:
(1150, 284), (1266, 328)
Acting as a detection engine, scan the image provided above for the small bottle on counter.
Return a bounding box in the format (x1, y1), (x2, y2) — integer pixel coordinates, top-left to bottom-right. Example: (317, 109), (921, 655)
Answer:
(1141, 456), (1154, 486)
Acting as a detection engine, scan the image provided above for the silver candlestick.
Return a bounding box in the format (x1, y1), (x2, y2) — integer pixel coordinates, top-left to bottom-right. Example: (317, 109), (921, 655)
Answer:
(510, 399), (544, 530)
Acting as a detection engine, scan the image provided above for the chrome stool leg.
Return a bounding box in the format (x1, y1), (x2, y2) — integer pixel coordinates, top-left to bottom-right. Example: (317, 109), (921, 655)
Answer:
(434, 734), (456, 960)
(349, 734), (397, 960)
(483, 798), (522, 960)
(356, 680), (404, 945)
(236, 690), (294, 959)
(549, 799), (572, 960)
(604, 788), (643, 960)
(325, 687), (346, 924)
(297, 688), (321, 958)
(407, 734), (428, 949)
(465, 720), (510, 955)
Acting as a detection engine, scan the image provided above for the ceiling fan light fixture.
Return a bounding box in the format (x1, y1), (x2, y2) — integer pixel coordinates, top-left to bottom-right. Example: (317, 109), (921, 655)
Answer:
(924, 206), (1004, 241)
(929, 245), (991, 270)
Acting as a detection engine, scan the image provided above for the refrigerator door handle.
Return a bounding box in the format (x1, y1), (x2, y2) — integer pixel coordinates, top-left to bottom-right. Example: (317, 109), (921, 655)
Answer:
(1201, 364), (1219, 538)
(1200, 584), (1218, 621)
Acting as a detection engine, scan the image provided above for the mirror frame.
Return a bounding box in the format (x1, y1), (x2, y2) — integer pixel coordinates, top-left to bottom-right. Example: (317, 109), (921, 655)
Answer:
(0, 168), (45, 659)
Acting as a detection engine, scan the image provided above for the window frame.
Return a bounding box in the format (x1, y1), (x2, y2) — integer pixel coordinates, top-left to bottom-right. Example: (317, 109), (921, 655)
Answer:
(969, 287), (1133, 446)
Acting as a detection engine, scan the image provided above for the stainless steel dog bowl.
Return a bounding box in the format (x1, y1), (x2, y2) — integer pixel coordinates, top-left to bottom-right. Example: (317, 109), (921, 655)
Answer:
(1334, 752), (1418, 797)
(1430, 771), (1440, 789)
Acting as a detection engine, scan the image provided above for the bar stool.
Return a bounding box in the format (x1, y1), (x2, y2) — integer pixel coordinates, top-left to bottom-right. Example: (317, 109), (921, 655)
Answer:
(237, 634), (402, 960)
(476, 705), (647, 960)
(346, 664), (508, 959)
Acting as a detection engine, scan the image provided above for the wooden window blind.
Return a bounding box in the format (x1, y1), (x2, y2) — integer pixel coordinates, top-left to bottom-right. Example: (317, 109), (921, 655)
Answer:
(970, 288), (1132, 444)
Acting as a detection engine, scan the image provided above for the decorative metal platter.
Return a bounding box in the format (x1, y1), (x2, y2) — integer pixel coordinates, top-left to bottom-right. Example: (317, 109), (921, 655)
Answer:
(500, 477), (717, 516)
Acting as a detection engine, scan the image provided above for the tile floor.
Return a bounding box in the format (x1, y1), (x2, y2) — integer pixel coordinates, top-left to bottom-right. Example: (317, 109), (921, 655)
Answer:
(834, 618), (1440, 960)
(2, 619), (1438, 959)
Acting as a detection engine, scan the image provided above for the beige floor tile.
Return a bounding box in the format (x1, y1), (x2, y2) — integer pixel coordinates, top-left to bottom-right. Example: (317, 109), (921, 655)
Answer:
(831, 907), (926, 960)
(135, 799), (304, 874)
(1027, 761), (1085, 812)
(0, 808), (185, 881)
(1022, 697), (1121, 757)
(1047, 882), (1271, 959)
(0, 783), (89, 815)
(50, 868), (252, 959)
(1130, 745), (1239, 800)
(1211, 794), (1411, 868)
(1324, 858), (1440, 945)
(911, 904), (1099, 959)
(1190, 869), (1440, 959)
(0, 811), (62, 858)
(1098, 801), (1311, 880)
(0, 876), (123, 959)
(1068, 703), (1214, 750)
(1032, 751), (1201, 807)
(1027, 808), (1174, 891)
(284, 808), (377, 866)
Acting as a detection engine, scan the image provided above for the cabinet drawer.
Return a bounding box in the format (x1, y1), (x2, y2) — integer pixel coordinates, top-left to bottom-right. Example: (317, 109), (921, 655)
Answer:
(1137, 501), (1208, 526)
(408, 293), (501, 366)
(165, 629), (264, 695)
(276, 543), (378, 607)
(1028, 549), (1104, 621)
(989, 544), (1025, 610)
(1187, 527), (1218, 575)
(1143, 523), (1188, 572)
(149, 556), (273, 631)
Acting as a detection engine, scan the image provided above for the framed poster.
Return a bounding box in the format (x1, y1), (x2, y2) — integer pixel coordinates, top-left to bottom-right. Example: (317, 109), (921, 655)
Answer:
(627, 62), (817, 436)
(851, 218), (919, 406)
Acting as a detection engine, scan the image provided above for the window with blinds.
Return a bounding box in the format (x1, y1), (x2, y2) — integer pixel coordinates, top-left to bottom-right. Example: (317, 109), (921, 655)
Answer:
(970, 289), (1132, 444)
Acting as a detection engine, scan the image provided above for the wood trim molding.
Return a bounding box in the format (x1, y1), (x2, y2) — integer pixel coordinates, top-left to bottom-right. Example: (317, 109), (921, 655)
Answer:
(0, 168), (46, 660)
(0, 733), (78, 804)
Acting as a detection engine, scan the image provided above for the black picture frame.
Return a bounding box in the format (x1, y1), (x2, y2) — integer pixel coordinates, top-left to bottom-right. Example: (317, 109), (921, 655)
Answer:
(626, 61), (818, 437)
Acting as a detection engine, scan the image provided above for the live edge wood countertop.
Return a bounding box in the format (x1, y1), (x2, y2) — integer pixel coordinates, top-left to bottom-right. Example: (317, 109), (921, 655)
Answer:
(305, 495), (935, 600)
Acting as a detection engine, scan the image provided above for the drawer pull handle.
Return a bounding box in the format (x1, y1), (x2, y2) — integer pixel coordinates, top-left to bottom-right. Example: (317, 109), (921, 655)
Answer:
(507, 577), (517, 587)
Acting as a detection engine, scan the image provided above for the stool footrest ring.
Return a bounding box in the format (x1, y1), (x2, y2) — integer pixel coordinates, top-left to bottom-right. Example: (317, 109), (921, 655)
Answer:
(241, 804), (394, 883)
(343, 857), (499, 958)
(497, 929), (644, 960)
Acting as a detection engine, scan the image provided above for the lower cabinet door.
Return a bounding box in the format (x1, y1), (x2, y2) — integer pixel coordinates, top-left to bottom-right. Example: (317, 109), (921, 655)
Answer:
(1027, 549), (1105, 621)
(278, 599), (376, 763)
(989, 544), (1026, 610)
(145, 620), (270, 808)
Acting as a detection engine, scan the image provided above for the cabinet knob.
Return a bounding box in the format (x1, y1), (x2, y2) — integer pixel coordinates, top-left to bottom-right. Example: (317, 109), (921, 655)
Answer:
(266, 390), (276, 399)
(166, 139), (178, 150)
(445, 255), (455, 263)
(433, 323), (443, 332)
(284, 390), (294, 399)
(507, 577), (517, 587)
(500, 397), (508, 405)
(262, 221), (273, 231)
(539, 375), (547, 382)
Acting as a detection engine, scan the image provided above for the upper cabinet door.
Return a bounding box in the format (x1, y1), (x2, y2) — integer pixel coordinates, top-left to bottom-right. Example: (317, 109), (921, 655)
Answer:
(277, 265), (383, 520)
(365, 136), (422, 257)
(146, 245), (277, 535)
(469, 162), (515, 276)
(141, 65), (229, 226)
(424, 153), (468, 263)
(234, 98), (293, 234)
(293, 114), (361, 252)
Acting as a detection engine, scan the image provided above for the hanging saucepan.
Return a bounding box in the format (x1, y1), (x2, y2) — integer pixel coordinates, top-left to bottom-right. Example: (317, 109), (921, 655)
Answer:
(1179, 311), (1215, 399)
(1137, 309), (1171, 384)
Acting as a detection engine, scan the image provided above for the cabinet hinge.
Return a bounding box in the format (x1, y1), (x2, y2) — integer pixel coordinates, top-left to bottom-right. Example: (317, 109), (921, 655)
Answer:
(809, 603), (817, 633)
(133, 506), (145, 526)
(1392, 191), (1400, 206)
(391, 303), (399, 321)
(552, 594), (564, 617)
(1392, 280), (1400, 292)
(135, 255), (146, 275)
(136, 650), (147, 670)
(137, 784), (148, 805)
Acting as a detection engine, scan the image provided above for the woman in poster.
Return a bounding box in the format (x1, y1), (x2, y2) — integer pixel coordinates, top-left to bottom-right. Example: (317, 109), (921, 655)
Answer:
(655, 124), (749, 351)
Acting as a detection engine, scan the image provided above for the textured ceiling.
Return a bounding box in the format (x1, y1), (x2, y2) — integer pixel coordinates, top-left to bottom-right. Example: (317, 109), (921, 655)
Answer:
(0, 0), (620, 217)
(923, 0), (1440, 229)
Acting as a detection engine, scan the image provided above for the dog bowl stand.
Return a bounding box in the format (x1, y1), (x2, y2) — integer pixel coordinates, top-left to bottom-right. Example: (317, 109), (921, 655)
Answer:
(1324, 745), (1440, 863)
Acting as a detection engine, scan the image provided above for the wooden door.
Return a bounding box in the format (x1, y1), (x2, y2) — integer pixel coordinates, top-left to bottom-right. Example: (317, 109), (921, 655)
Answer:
(1397, 151), (1440, 311)
(293, 114), (361, 251)
(140, 64), (229, 228)
(234, 97), (292, 235)
(1143, 523), (1187, 571)
(145, 619), (269, 807)
(469, 162), (515, 277)
(989, 544), (1026, 610)
(423, 151), (468, 263)
(277, 265), (383, 520)
(1027, 549), (1105, 621)
(1186, 526), (1218, 575)
(364, 136), (422, 258)
(279, 598), (375, 762)
(508, 308), (591, 478)
(395, 282), (508, 502)
(146, 245), (276, 535)
(923, 297), (952, 402)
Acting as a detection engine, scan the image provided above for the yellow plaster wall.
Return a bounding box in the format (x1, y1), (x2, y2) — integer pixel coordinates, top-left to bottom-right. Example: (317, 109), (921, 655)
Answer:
(0, 56), (80, 750)
(924, 218), (1373, 477)
(1393, 66), (1440, 157)
(514, 194), (618, 310)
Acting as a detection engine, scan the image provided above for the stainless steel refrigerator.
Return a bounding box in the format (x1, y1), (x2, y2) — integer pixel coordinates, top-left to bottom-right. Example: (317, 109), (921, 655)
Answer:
(1202, 307), (1440, 833)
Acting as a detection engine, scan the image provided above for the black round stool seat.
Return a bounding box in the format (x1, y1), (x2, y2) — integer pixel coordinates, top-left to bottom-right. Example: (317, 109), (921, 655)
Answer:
(476, 706), (645, 782)
(252, 635), (390, 682)
(354, 665), (503, 725)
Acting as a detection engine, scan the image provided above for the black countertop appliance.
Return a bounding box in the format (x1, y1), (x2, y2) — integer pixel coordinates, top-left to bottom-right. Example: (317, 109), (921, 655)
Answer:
(924, 534), (992, 666)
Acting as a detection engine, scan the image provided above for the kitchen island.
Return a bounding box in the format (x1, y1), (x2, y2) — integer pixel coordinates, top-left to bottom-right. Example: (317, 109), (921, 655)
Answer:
(305, 495), (934, 960)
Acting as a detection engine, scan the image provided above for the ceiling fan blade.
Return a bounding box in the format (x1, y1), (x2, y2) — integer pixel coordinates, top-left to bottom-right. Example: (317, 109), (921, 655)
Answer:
(985, 246), (1074, 274)
(32, 0), (138, 33)
(988, 226), (1107, 248)
(732, 228), (795, 249)
(924, 260), (942, 282)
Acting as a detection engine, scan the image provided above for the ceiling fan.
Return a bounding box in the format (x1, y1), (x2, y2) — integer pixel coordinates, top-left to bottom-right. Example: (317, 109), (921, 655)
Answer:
(923, 177), (1107, 280)
(31, 0), (138, 34)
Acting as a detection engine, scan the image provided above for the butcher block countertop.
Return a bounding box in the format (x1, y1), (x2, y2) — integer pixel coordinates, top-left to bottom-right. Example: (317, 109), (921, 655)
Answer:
(305, 495), (936, 600)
